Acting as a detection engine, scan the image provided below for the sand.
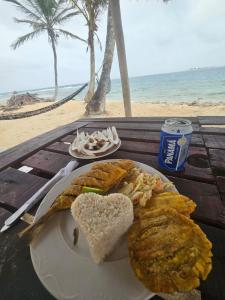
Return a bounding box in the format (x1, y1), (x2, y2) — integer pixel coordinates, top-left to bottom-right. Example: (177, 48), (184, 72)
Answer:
(1, 100), (225, 150)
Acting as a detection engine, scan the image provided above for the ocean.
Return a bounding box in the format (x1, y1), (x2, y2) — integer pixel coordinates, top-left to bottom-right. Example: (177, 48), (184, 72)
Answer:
(1, 66), (225, 105)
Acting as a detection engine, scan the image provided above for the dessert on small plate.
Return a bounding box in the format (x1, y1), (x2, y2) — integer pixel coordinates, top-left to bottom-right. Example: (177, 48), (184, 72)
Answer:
(69, 127), (121, 159)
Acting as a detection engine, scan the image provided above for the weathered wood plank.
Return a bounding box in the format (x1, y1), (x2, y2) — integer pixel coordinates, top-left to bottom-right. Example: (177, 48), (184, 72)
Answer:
(25, 143), (213, 182)
(46, 139), (207, 162)
(0, 121), (87, 172)
(168, 176), (225, 228)
(216, 176), (225, 206)
(0, 168), (47, 222)
(0, 222), (55, 300)
(85, 121), (200, 132)
(203, 135), (225, 149)
(110, 129), (204, 146)
(209, 149), (225, 176)
(46, 141), (70, 155)
(197, 222), (225, 300)
(21, 150), (77, 177)
(200, 126), (225, 135)
(62, 129), (204, 146)
(79, 117), (199, 123)
(109, 150), (214, 182)
(199, 116), (225, 125)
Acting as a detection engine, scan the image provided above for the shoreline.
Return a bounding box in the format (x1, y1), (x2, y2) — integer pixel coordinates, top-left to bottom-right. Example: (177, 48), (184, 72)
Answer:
(1, 98), (225, 107)
(1, 100), (225, 150)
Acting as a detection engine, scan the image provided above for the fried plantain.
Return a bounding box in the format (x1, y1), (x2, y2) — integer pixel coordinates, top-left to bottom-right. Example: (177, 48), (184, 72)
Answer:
(128, 208), (212, 294)
(134, 192), (196, 218)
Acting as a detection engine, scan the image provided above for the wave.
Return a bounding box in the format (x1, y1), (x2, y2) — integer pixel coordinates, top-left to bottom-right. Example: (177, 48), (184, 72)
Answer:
(207, 92), (225, 96)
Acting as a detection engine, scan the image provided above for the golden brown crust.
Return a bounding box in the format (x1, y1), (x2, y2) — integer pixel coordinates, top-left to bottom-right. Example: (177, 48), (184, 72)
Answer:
(62, 185), (82, 197)
(128, 208), (212, 294)
(112, 160), (135, 171)
(73, 161), (130, 192)
(134, 192), (196, 219)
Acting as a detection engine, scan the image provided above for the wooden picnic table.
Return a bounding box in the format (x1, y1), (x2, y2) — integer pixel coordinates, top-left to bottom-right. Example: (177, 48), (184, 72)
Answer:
(0, 116), (225, 300)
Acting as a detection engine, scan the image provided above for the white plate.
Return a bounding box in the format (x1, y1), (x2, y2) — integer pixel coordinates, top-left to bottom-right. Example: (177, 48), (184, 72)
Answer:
(69, 139), (121, 160)
(30, 160), (177, 300)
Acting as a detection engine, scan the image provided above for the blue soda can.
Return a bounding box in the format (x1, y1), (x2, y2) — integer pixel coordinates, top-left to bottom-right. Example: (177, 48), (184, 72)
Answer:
(158, 118), (193, 172)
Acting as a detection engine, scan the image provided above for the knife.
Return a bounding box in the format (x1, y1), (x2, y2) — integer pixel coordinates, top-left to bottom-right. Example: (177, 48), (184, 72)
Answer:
(0, 160), (78, 233)
(0, 201), (34, 225)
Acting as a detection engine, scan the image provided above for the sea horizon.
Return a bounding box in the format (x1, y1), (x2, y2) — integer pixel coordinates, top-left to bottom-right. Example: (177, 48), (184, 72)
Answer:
(1, 66), (225, 105)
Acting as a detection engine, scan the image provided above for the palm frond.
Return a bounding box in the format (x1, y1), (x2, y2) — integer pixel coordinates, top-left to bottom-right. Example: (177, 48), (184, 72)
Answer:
(11, 29), (44, 49)
(24, 0), (43, 19)
(4, 0), (41, 21)
(57, 29), (86, 43)
(14, 17), (44, 28)
(55, 11), (80, 25)
(53, 0), (68, 19)
(53, 7), (79, 24)
(32, 0), (57, 20)
(71, 0), (89, 22)
(53, 6), (72, 21)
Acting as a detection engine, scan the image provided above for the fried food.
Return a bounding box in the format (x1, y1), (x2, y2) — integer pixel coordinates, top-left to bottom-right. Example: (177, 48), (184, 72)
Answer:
(73, 176), (106, 189)
(113, 160), (135, 171)
(73, 160), (134, 192)
(92, 160), (134, 172)
(18, 195), (75, 241)
(19, 160), (134, 242)
(62, 185), (82, 197)
(128, 208), (212, 294)
(83, 169), (109, 181)
(135, 192), (196, 218)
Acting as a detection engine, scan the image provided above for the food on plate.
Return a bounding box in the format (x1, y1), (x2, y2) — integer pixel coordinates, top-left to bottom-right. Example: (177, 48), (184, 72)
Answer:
(82, 186), (104, 194)
(21, 158), (213, 295)
(62, 185), (83, 197)
(134, 192), (196, 218)
(19, 160), (134, 241)
(71, 193), (134, 264)
(73, 160), (134, 192)
(119, 168), (173, 206)
(128, 207), (212, 294)
(71, 127), (120, 157)
(18, 194), (75, 241)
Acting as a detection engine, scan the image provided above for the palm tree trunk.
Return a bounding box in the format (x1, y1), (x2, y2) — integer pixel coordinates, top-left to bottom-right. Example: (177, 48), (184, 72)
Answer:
(84, 29), (95, 103)
(85, 3), (115, 115)
(111, 0), (132, 116)
(50, 36), (58, 100)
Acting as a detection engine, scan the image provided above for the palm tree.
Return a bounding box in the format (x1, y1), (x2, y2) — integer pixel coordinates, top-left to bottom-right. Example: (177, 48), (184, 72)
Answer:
(5, 0), (86, 99)
(72, 0), (107, 103)
(86, 0), (171, 115)
(85, 1), (115, 115)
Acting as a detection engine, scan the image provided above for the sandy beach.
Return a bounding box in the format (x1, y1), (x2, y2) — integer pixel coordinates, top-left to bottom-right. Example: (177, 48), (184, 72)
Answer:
(1, 100), (225, 150)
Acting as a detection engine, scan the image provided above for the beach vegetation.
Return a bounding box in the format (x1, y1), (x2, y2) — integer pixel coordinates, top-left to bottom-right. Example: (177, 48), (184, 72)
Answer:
(85, 1), (115, 115)
(5, 0), (86, 99)
(72, 0), (108, 103)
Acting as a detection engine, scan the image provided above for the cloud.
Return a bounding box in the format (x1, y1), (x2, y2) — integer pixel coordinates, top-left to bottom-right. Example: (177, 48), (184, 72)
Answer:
(1, 0), (225, 92)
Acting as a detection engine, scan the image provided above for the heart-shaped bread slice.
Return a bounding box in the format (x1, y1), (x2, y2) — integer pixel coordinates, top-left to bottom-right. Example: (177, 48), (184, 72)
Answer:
(71, 193), (134, 264)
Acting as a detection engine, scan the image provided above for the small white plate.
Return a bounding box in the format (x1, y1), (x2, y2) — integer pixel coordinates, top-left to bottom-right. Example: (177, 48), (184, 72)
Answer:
(69, 139), (121, 160)
(30, 160), (177, 300)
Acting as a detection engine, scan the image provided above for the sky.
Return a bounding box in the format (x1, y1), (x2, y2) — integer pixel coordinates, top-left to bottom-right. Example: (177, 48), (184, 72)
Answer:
(1, 0), (225, 93)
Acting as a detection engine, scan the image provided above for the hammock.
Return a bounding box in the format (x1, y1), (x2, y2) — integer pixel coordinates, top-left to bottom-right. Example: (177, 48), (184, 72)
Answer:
(0, 83), (88, 120)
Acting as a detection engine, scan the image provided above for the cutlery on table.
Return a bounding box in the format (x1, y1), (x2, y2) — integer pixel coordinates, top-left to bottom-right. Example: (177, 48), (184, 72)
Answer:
(0, 160), (78, 233)
(0, 201), (34, 225)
